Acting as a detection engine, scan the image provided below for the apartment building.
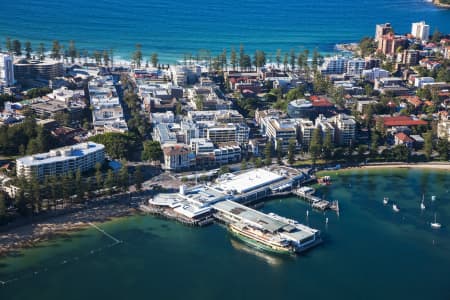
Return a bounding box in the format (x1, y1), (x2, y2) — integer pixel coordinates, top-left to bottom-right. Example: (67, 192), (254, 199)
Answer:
(437, 115), (450, 142)
(298, 119), (315, 148)
(213, 143), (242, 165)
(16, 142), (105, 180)
(346, 58), (366, 77)
(89, 76), (128, 134)
(14, 59), (64, 83)
(375, 23), (393, 41)
(377, 33), (407, 56)
(320, 56), (347, 75)
(411, 21), (430, 41)
(315, 114), (335, 141)
(328, 114), (356, 146)
(265, 118), (297, 152)
(206, 123), (249, 145)
(207, 124), (237, 144)
(0, 53), (14, 87)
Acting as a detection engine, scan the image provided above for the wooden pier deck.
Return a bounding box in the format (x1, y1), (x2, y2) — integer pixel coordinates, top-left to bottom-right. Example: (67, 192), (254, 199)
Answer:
(293, 188), (339, 213)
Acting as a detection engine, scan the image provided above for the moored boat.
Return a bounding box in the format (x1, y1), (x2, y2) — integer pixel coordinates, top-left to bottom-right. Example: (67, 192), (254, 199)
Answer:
(392, 204), (400, 212)
(317, 176), (331, 186)
(420, 194), (425, 210)
(228, 223), (293, 255)
(430, 213), (441, 229)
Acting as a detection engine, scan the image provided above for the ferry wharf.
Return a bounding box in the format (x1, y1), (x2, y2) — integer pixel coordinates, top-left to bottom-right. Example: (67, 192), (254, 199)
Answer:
(293, 187), (339, 212)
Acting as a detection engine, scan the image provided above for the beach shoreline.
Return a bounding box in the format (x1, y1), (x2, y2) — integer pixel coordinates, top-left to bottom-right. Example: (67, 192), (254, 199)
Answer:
(346, 162), (450, 171)
(433, 0), (450, 9)
(0, 203), (139, 258)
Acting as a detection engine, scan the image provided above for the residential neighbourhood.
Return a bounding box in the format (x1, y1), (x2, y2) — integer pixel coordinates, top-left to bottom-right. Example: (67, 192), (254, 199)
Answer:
(0, 21), (448, 223)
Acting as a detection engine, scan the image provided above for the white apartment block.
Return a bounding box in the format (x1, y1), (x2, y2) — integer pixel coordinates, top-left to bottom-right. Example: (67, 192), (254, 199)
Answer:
(153, 124), (178, 145)
(320, 56), (347, 75)
(0, 53), (14, 87)
(16, 142), (105, 180)
(320, 56), (366, 76)
(190, 138), (215, 154)
(213, 143), (241, 165)
(437, 116), (450, 142)
(89, 76), (128, 134)
(171, 64), (200, 86)
(328, 114), (356, 146)
(414, 77), (435, 88)
(265, 118), (297, 151)
(207, 125), (237, 144)
(47, 87), (84, 103)
(315, 114), (335, 141)
(362, 68), (390, 82)
(151, 111), (175, 125)
(187, 110), (243, 123)
(206, 123), (249, 145)
(298, 119), (315, 148)
(346, 59), (366, 77)
(411, 21), (430, 41)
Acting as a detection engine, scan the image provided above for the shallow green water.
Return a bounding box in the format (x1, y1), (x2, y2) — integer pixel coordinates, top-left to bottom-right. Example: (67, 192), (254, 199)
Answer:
(1, 169), (449, 299)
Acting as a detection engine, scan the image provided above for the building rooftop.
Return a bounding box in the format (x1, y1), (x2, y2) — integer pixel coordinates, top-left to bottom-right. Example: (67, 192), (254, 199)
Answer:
(381, 116), (427, 127)
(288, 99), (313, 109)
(215, 168), (284, 194)
(150, 184), (229, 218)
(163, 144), (190, 156)
(268, 119), (296, 132)
(16, 142), (104, 166)
(213, 200), (317, 241)
(395, 132), (414, 143)
(310, 96), (334, 107)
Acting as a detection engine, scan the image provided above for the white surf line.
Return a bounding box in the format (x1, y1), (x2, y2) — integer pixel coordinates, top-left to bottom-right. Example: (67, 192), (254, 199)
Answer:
(88, 222), (121, 244)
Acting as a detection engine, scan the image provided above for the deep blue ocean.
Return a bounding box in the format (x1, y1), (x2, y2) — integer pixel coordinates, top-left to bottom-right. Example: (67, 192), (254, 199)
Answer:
(0, 0), (449, 62)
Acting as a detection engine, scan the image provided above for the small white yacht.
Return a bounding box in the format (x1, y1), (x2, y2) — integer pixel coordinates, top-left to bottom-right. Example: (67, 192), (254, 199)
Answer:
(420, 194), (425, 210)
(383, 197), (389, 205)
(430, 213), (441, 229)
(392, 204), (400, 212)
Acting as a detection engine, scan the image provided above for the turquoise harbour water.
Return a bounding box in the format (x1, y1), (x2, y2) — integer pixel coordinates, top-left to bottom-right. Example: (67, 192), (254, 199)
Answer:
(0, 0), (449, 62)
(0, 169), (449, 299)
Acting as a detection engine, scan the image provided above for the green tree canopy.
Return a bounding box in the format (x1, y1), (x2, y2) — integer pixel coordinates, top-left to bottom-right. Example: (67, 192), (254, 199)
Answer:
(309, 128), (322, 164)
(132, 44), (143, 68)
(423, 131), (433, 161)
(141, 141), (163, 162)
(88, 132), (135, 159)
(287, 138), (296, 165)
(150, 52), (158, 68)
(264, 142), (272, 166)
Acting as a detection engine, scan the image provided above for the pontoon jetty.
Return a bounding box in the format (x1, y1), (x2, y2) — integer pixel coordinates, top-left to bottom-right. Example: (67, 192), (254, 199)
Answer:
(294, 187), (339, 212)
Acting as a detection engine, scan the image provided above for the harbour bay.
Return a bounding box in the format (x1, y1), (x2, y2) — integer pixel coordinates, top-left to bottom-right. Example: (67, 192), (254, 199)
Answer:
(0, 169), (449, 299)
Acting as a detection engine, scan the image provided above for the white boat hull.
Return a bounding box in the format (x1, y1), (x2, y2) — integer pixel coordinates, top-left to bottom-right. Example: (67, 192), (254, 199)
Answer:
(430, 223), (441, 229)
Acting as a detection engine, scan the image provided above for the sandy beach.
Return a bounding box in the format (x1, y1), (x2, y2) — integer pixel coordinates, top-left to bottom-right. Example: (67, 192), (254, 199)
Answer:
(433, 0), (450, 8)
(350, 162), (450, 171)
(0, 204), (138, 257)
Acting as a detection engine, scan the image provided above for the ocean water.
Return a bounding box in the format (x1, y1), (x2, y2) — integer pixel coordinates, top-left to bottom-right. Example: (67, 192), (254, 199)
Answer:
(0, 0), (449, 62)
(0, 168), (449, 300)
